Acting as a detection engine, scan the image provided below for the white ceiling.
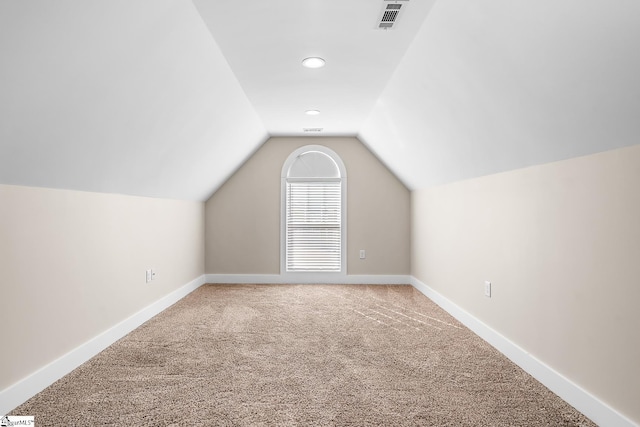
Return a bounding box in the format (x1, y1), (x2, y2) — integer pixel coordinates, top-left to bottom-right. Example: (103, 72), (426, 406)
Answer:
(193, 0), (436, 136)
(360, 0), (640, 189)
(1, 0), (639, 200)
(0, 0), (267, 200)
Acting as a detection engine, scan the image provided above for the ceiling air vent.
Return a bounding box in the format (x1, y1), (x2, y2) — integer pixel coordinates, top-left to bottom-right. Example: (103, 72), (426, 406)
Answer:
(377, 0), (409, 30)
(303, 128), (323, 133)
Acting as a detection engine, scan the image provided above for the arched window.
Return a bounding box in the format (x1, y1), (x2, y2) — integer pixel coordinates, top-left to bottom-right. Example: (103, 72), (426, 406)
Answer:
(281, 145), (347, 275)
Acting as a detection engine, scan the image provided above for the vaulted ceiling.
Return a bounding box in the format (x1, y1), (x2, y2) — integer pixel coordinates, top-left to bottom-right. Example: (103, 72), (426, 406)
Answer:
(1, 1), (639, 201)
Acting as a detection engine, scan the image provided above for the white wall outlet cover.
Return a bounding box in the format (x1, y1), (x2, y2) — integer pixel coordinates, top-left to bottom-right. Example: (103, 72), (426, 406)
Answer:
(484, 281), (492, 297)
(359, 250), (366, 259)
(145, 270), (152, 283)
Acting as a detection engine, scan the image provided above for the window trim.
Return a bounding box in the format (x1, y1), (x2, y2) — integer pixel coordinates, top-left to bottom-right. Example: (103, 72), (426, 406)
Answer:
(280, 145), (347, 278)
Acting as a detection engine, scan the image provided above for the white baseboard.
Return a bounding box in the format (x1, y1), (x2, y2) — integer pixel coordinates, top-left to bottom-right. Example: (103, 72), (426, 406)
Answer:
(410, 277), (637, 427)
(205, 273), (412, 285)
(0, 274), (207, 416)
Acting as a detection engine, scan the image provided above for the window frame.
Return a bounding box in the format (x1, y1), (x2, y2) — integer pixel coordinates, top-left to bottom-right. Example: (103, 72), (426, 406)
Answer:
(280, 145), (347, 278)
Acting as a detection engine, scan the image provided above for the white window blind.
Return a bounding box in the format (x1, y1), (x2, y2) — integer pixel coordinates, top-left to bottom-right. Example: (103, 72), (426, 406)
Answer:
(286, 180), (341, 272)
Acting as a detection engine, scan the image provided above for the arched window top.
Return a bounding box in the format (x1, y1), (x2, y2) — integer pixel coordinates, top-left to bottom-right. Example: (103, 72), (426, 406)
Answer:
(282, 145), (347, 180)
(288, 151), (339, 179)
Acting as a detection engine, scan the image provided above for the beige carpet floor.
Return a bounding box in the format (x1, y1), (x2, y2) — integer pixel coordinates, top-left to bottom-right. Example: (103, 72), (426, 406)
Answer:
(12, 284), (596, 426)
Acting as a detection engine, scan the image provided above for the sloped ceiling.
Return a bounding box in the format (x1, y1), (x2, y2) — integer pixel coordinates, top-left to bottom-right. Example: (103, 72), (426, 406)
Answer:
(0, 1), (267, 201)
(360, 0), (640, 189)
(1, 1), (639, 200)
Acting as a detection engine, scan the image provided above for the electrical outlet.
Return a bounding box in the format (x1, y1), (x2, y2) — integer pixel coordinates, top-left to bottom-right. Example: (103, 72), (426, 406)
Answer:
(484, 281), (492, 298)
(359, 249), (366, 259)
(145, 269), (152, 283)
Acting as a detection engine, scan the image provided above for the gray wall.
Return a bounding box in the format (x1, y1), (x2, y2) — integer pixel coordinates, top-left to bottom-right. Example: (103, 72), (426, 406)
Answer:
(205, 137), (411, 275)
(411, 144), (640, 423)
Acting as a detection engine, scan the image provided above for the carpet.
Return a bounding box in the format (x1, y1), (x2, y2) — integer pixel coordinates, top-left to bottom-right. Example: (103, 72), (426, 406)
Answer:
(11, 284), (596, 426)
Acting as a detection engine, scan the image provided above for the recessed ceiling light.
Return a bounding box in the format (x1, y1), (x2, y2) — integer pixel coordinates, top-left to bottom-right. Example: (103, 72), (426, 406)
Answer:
(302, 57), (325, 69)
(305, 110), (321, 116)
